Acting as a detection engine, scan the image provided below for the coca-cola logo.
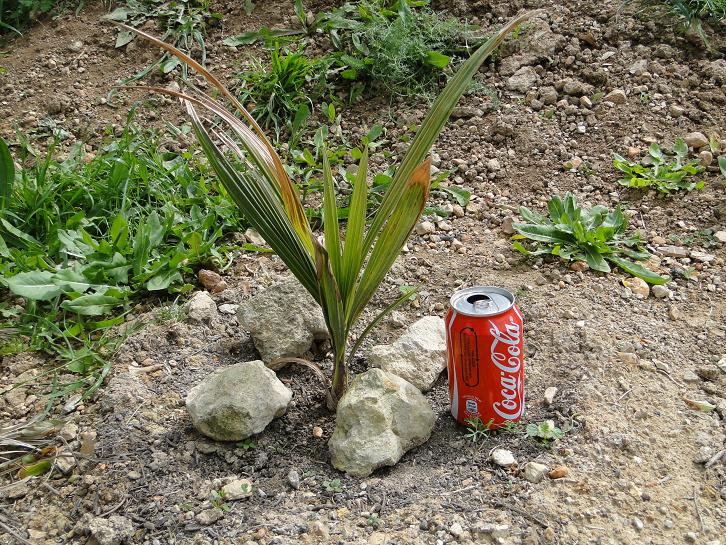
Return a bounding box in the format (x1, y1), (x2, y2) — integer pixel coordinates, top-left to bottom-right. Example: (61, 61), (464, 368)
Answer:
(488, 317), (523, 420)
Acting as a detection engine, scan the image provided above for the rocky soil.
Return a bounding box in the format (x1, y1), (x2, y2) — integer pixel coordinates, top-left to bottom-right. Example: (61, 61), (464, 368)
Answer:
(1, 0), (725, 544)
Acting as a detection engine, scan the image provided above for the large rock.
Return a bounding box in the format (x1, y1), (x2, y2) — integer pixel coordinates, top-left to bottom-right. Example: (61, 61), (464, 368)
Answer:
(329, 369), (436, 477)
(368, 316), (447, 391)
(77, 514), (134, 545)
(506, 66), (539, 93)
(236, 277), (329, 363)
(186, 360), (292, 441)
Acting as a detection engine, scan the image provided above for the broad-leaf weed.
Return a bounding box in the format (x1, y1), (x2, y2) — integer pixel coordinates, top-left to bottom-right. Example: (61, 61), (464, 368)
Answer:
(613, 139), (705, 194)
(512, 193), (669, 285)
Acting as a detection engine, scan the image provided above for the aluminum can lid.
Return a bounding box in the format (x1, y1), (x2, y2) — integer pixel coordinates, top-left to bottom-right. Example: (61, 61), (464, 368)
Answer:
(450, 286), (515, 317)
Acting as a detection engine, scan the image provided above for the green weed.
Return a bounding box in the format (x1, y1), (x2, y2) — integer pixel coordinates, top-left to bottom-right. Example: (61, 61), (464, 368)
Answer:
(464, 417), (520, 442)
(512, 192), (668, 285)
(0, 114), (245, 397)
(613, 140), (705, 193)
(323, 478), (343, 493)
(0, 0), (55, 35)
(526, 420), (563, 446)
(634, 0), (726, 45)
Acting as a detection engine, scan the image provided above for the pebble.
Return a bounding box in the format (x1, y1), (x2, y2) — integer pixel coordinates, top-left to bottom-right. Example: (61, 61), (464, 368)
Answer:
(669, 104), (684, 117)
(715, 231), (726, 243)
(659, 245), (689, 258)
(491, 448), (516, 467)
(651, 285), (670, 299)
(437, 221), (453, 232)
(668, 306), (680, 321)
(522, 462), (548, 483)
(684, 132), (708, 148)
(502, 216), (515, 235)
(221, 478), (253, 500)
(682, 370), (700, 383)
(198, 269), (226, 293)
(287, 469), (301, 490)
(548, 466), (569, 479)
(449, 522), (464, 538)
(244, 228), (266, 246)
(623, 277), (649, 298)
(543, 386), (557, 406)
(127, 470), (141, 480)
(195, 508), (223, 525)
(603, 89), (627, 104)
(416, 221), (436, 235)
(690, 251), (715, 263)
(633, 517), (644, 531)
(312, 426), (324, 438)
(218, 303), (238, 315)
(699, 150), (713, 166)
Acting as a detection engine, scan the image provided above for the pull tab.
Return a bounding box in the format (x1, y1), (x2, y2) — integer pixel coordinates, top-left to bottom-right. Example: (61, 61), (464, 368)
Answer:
(466, 294), (499, 314)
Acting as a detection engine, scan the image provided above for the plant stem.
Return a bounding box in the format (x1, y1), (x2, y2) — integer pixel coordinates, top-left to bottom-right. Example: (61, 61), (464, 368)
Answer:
(328, 349), (348, 410)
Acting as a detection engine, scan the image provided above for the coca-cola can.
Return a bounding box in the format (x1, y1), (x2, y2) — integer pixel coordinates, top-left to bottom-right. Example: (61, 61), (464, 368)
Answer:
(445, 286), (525, 428)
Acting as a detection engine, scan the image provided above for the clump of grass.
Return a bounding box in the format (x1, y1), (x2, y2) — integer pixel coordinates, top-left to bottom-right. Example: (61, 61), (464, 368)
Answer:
(237, 45), (333, 142)
(634, 0), (726, 45)
(0, 0), (56, 35)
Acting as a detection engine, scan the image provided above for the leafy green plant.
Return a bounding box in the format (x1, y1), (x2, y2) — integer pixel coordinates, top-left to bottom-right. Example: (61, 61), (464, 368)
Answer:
(121, 11), (534, 407)
(719, 156), (726, 179)
(0, 119), (245, 396)
(526, 420), (563, 445)
(210, 489), (231, 511)
(235, 438), (256, 450)
(613, 140), (705, 193)
(512, 193), (668, 285)
(0, 0), (55, 35)
(323, 478), (343, 493)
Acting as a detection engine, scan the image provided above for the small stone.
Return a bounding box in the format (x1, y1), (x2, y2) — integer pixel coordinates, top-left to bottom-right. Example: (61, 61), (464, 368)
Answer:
(659, 245), (689, 258)
(633, 517), (644, 531)
(548, 466), (569, 479)
(603, 89), (627, 104)
(2, 480), (29, 500)
(651, 285), (670, 299)
(487, 158), (501, 171)
(668, 306), (680, 321)
(309, 521), (330, 540)
(627, 146), (641, 159)
(68, 40), (83, 53)
(82, 515), (134, 545)
(491, 448), (516, 467)
(564, 157), (583, 170)
(198, 269), (226, 293)
(622, 277), (649, 298)
(186, 291), (218, 324)
(569, 261), (589, 272)
(580, 96), (592, 109)
(619, 352), (638, 365)
(502, 216), (515, 235)
(437, 220), (453, 232)
(685, 532), (698, 543)
(450, 522), (464, 538)
(684, 132), (708, 148)
(507, 66), (539, 93)
(60, 422), (78, 441)
(244, 228), (266, 246)
(543, 387), (557, 406)
(63, 394), (82, 414)
(522, 462), (548, 483)
(127, 470), (141, 480)
(682, 370), (700, 383)
(312, 426), (323, 438)
(714, 231), (726, 243)
(452, 204), (465, 218)
(690, 251), (715, 263)
(669, 105), (684, 118)
(195, 508), (223, 525)
(218, 303), (238, 315)
(698, 150), (713, 166)
(222, 478), (253, 500)
(55, 451), (76, 474)
(415, 221), (436, 235)
(287, 469), (301, 490)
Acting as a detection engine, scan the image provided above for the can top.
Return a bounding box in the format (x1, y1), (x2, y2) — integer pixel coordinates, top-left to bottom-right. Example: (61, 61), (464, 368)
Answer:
(450, 286), (515, 317)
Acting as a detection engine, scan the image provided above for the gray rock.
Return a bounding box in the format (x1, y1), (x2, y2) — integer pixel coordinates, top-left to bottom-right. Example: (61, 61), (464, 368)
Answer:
(82, 515), (134, 545)
(236, 277), (328, 363)
(658, 245), (689, 258)
(186, 360), (292, 441)
(221, 478), (253, 500)
(287, 469), (301, 490)
(539, 86), (558, 105)
(368, 316), (447, 392)
(522, 461), (548, 483)
(507, 66), (539, 93)
(195, 508), (223, 525)
(186, 291), (218, 324)
(683, 370), (700, 383)
(415, 221), (436, 235)
(543, 386), (557, 406)
(329, 369), (435, 477)
(715, 231), (726, 243)
(491, 448), (516, 467)
(652, 285), (670, 299)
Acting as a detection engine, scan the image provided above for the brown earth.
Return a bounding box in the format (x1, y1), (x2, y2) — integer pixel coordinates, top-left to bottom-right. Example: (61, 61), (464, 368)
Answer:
(1, 0), (725, 544)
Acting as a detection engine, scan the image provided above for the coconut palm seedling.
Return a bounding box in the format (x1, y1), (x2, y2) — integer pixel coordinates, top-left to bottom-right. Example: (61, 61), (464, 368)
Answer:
(118, 11), (535, 408)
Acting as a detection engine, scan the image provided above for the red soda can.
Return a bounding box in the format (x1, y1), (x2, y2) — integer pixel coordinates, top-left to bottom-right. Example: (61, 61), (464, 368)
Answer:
(445, 286), (524, 428)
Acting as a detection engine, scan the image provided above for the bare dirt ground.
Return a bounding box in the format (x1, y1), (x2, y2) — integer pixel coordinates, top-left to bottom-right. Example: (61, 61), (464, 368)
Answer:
(1, 0), (725, 544)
